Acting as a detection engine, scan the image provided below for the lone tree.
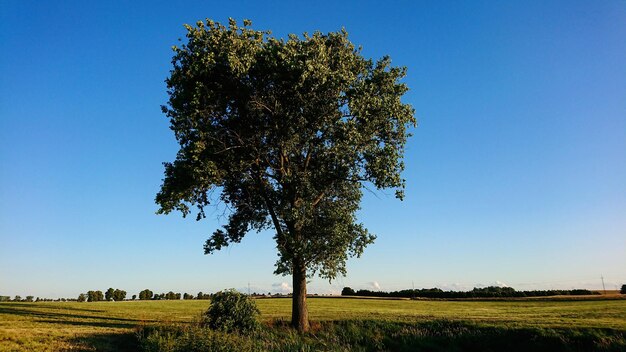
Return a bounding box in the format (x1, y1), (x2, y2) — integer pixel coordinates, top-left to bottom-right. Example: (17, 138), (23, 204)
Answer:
(157, 19), (415, 332)
(341, 287), (356, 296)
(139, 289), (153, 300)
(112, 289), (127, 301)
(105, 288), (115, 301)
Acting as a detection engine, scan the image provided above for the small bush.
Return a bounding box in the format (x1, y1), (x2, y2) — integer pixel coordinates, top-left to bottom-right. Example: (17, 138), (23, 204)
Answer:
(202, 289), (260, 333)
(621, 285), (626, 294)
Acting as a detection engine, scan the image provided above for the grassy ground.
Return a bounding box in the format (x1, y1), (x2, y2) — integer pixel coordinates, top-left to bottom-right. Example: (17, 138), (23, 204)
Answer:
(1, 297), (625, 351)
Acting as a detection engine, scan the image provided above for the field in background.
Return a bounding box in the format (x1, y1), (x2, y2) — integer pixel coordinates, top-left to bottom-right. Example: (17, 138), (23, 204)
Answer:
(1, 297), (625, 351)
(598, 290), (622, 296)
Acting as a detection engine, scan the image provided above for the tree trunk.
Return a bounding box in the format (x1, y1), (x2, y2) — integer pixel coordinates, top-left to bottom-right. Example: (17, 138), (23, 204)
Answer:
(291, 262), (310, 332)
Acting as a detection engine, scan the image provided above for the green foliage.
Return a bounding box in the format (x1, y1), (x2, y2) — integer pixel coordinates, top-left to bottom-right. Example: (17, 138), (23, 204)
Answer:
(156, 18), (415, 283)
(99, 288), (127, 301)
(157, 17), (415, 331)
(105, 288), (115, 301)
(345, 286), (599, 299)
(77, 293), (87, 302)
(138, 325), (256, 352)
(150, 292), (183, 300)
(139, 289), (154, 300)
(197, 292), (211, 300)
(202, 289), (260, 333)
(621, 285), (626, 294)
(138, 319), (626, 352)
(113, 289), (127, 301)
(87, 290), (105, 302)
(342, 287), (356, 295)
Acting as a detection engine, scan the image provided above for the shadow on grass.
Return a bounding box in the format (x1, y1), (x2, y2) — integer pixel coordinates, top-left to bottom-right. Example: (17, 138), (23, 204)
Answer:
(0, 304), (144, 351)
(0, 302), (107, 312)
(67, 332), (139, 352)
(34, 319), (137, 329)
(0, 305), (144, 327)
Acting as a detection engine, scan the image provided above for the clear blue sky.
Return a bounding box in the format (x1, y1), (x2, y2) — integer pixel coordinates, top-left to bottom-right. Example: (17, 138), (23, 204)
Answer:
(1, 1), (625, 298)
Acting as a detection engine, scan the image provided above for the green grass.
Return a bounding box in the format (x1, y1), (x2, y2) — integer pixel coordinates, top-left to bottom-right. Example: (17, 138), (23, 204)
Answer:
(137, 319), (626, 352)
(1, 297), (625, 351)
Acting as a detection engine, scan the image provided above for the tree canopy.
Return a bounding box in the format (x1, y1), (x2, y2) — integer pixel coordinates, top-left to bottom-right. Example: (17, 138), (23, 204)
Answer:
(156, 18), (415, 331)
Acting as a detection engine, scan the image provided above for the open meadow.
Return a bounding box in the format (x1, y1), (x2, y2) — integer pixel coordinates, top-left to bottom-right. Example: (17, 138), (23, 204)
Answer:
(1, 296), (625, 351)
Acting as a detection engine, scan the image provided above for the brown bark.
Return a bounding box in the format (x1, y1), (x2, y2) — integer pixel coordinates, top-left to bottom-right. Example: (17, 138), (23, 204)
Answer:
(291, 262), (310, 332)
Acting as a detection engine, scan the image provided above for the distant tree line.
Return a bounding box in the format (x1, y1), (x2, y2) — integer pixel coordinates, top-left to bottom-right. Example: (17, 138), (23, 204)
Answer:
(4, 285), (617, 303)
(80, 288), (203, 302)
(0, 289), (216, 302)
(341, 286), (599, 299)
(139, 291), (213, 300)
(1, 295), (35, 302)
(0, 295), (81, 302)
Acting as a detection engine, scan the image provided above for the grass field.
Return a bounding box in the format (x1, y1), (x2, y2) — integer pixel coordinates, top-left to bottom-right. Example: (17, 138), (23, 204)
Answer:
(1, 297), (625, 351)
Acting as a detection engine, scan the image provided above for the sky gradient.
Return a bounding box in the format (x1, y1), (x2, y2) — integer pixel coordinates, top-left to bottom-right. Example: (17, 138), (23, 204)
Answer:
(1, 1), (625, 298)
